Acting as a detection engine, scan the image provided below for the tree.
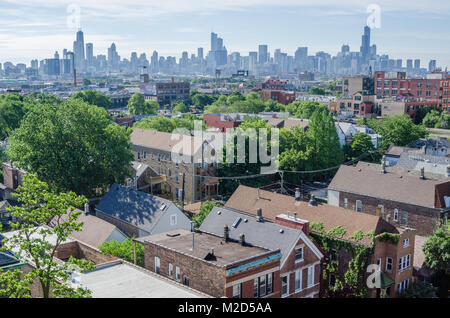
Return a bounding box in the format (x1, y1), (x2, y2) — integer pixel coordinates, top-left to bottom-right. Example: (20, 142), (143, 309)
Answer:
(0, 174), (95, 298)
(127, 93), (159, 115)
(173, 102), (189, 113)
(192, 201), (221, 228)
(285, 101), (328, 119)
(99, 239), (145, 267)
(82, 78), (92, 86)
(308, 86), (329, 96)
(0, 93), (36, 138)
(72, 90), (112, 109)
(7, 99), (134, 197)
(191, 93), (216, 111)
(375, 115), (428, 150)
(423, 110), (450, 129)
(398, 280), (437, 298)
(344, 132), (379, 162)
(423, 221), (450, 298)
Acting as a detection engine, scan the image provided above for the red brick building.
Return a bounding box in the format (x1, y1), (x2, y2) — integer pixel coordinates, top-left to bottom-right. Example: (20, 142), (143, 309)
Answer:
(199, 206), (324, 298)
(138, 229), (282, 298)
(439, 75), (450, 112)
(374, 72), (440, 102)
(259, 90), (296, 105)
(203, 114), (243, 132)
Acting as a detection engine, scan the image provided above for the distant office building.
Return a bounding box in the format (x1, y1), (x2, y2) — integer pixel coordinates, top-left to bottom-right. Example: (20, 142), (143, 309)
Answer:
(258, 45), (268, 64)
(414, 59), (421, 69)
(429, 60), (437, 72)
(86, 43), (94, 67)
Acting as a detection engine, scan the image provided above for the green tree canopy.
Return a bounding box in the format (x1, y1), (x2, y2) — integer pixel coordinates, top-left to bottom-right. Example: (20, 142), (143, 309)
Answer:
(99, 239), (145, 267)
(423, 221), (450, 298)
(127, 93), (159, 115)
(374, 115), (428, 150)
(285, 101), (328, 119)
(423, 110), (450, 129)
(192, 201), (222, 228)
(344, 132), (380, 162)
(0, 174), (95, 298)
(7, 99), (134, 197)
(72, 90), (113, 109)
(173, 102), (189, 113)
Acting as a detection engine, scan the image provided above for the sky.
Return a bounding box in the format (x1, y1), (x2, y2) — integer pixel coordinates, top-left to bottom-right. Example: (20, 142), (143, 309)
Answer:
(1, 0), (449, 68)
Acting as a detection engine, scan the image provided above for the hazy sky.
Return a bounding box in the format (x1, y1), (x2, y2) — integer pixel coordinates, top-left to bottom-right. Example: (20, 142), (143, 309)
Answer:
(1, 0), (449, 68)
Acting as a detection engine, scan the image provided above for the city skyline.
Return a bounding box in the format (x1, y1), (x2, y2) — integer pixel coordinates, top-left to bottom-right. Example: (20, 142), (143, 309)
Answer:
(1, 0), (450, 67)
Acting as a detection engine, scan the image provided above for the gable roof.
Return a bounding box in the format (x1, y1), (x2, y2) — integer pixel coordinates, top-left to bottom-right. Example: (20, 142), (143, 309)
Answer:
(131, 128), (205, 157)
(50, 208), (126, 248)
(199, 206), (323, 266)
(329, 165), (447, 208)
(225, 185), (397, 245)
(96, 184), (175, 234)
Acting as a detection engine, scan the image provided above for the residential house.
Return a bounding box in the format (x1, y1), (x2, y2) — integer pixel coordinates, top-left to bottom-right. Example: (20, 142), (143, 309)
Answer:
(95, 184), (192, 238)
(225, 185), (416, 298)
(385, 146), (425, 166)
(328, 163), (450, 236)
(131, 128), (219, 203)
(199, 206), (324, 298)
(137, 228), (282, 298)
(395, 153), (450, 179)
(415, 138), (450, 157)
(266, 118), (309, 131)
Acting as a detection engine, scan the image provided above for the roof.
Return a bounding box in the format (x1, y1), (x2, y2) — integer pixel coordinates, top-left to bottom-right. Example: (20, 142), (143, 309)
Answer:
(131, 161), (156, 179)
(395, 153), (450, 177)
(328, 165), (447, 208)
(266, 118), (309, 130)
(78, 261), (207, 298)
(413, 235), (428, 269)
(225, 186), (395, 245)
(0, 250), (20, 268)
(96, 184), (174, 234)
(386, 146), (424, 158)
(199, 206), (323, 266)
(356, 161), (448, 181)
(138, 229), (272, 267)
(131, 128), (204, 157)
(183, 202), (202, 215)
(49, 208), (124, 248)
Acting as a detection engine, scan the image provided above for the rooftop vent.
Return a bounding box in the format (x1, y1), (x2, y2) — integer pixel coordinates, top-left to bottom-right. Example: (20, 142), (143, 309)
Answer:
(159, 204), (167, 211)
(232, 217), (242, 229)
(279, 229), (284, 234)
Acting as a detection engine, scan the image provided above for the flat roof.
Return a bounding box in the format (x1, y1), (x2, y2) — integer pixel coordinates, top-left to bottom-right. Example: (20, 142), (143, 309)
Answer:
(79, 262), (207, 298)
(139, 229), (271, 267)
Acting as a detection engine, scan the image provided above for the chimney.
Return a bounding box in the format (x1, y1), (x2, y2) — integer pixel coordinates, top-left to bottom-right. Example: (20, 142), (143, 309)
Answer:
(211, 248), (214, 256)
(256, 208), (263, 222)
(224, 225), (229, 242)
(257, 188), (260, 200)
(239, 234), (246, 246)
(381, 155), (386, 174)
(308, 195), (318, 207)
(84, 203), (89, 215)
(295, 188), (301, 201)
(420, 167), (425, 180)
(293, 212), (298, 220)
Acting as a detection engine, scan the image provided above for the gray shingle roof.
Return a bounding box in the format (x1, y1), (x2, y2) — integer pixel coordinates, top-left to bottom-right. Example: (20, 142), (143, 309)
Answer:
(199, 206), (305, 266)
(96, 184), (174, 234)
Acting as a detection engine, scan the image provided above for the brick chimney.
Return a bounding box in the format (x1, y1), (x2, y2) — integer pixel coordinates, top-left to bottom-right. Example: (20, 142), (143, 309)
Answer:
(256, 208), (263, 222)
(239, 234), (246, 246)
(295, 188), (301, 201)
(275, 214), (309, 235)
(420, 167), (425, 180)
(381, 155), (387, 174)
(224, 225), (229, 242)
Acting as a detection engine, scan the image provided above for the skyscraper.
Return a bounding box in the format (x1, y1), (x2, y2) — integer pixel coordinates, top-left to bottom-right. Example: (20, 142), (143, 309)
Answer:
(429, 60), (437, 72)
(360, 26), (371, 62)
(73, 30), (85, 71)
(86, 43), (93, 67)
(211, 32), (218, 52)
(258, 45), (268, 64)
(414, 59), (421, 69)
(197, 48), (204, 61)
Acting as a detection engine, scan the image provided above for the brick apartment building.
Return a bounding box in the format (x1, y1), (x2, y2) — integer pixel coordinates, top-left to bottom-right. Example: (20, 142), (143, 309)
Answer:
(379, 98), (440, 122)
(131, 128), (219, 203)
(328, 163), (450, 236)
(225, 185), (416, 298)
(339, 75), (374, 96)
(332, 92), (377, 117)
(156, 78), (190, 106)
(200, 206), (324, 298)
(439, 75), (450, 112)
(374, 71), (440, 101)
(203, 113), (243, 132)
(138, 228), (282, 298)
(259, 90), (296, 105)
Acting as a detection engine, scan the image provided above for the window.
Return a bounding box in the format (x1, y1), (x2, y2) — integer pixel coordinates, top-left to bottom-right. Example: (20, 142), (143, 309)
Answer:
(169, 264), (173, 278)
(400, 211), (408, 225)
(154, 257), (160, 274)
(386, 257), (393, 272)
(378, 205), (385, 218)
(330, 249), (338, 263)
(233, 284), (242, 298)
(295, 246), (304, 263)
(170, 214), (177, 226)
(267, 274), (273, 295)
(356, 200), (362, 212)
(295, 270), (302, 292)
(143, 151), (147, 159)
(403, 238), (410, 248)
(281, 275), (289, 297)
(377, 258), (382, 271)
(398, 279), (410, 294)
(259, 275), (266, 297)
(253, 279), (259, 298)
(329, 274), (336, 287)
(394, 209), (399, 222)
(307, 266), (315, 288)
(183, 277), (190, 286)
(344, 198), (348, 209)
(399, 255), (411, 272)
(176, 267), (180, 281)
